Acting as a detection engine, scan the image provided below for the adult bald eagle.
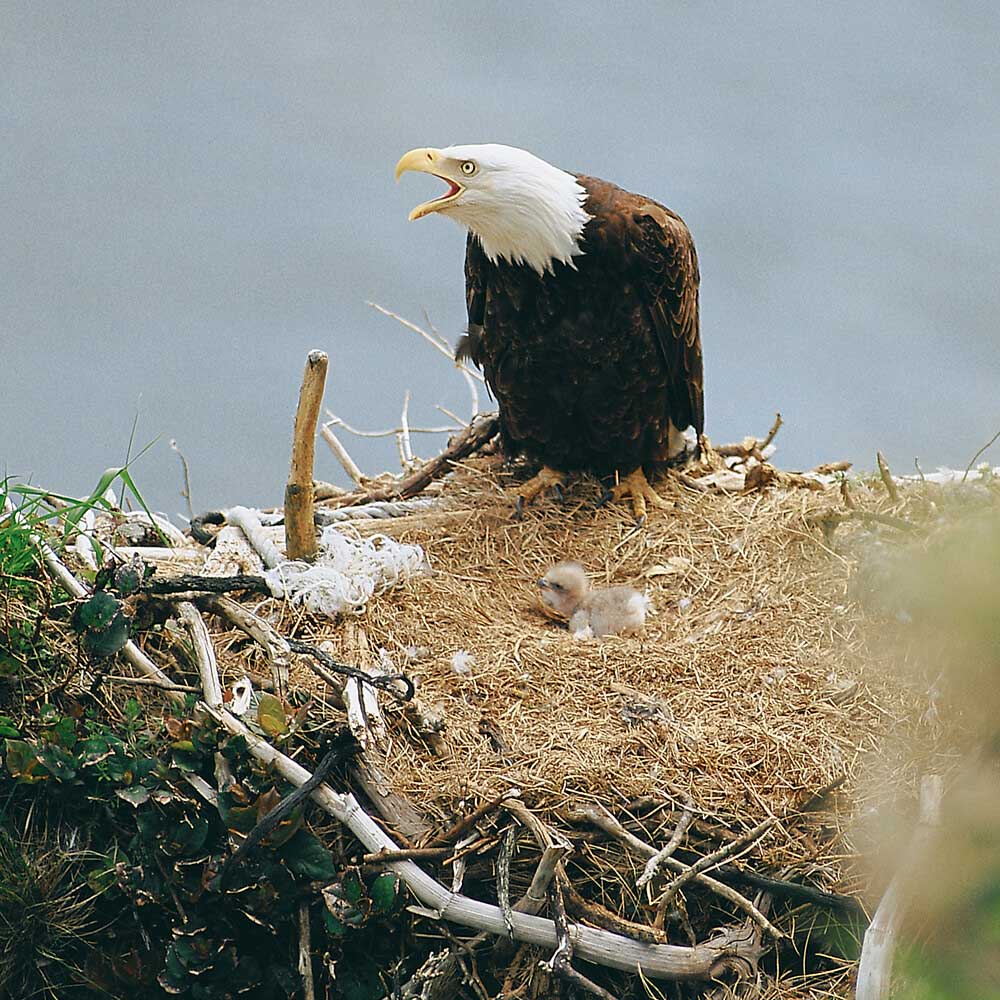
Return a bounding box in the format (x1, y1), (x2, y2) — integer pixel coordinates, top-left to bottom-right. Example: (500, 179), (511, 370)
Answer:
(395, 143), (703, 518)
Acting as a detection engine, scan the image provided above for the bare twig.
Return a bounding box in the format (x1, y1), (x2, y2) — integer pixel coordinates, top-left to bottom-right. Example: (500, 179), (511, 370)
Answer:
(425, 788), (521, 847)
(637, 797), (694, 890)
(285, 350), (328, 560)
(335, 413), (500, 507)
(319, 421), (366, 487)
(169, 439), (195, 521)
(325, 412), (460, 439)
(961, 426), (1000, 483)
(367, 301), (485, 384)
(569, 803), (784, 939)
(298, 902), (315, 1000)
(876, 451), (900, 504)
(400, 390), (414, 467)
(656, 815), (776, 912)
(102, 675), (199, 693)
(759, 412), (783, 451)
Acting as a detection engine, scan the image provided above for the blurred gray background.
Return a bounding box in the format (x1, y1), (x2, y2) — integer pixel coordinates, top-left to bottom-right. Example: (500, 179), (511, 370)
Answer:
(3, 1), (998, 517)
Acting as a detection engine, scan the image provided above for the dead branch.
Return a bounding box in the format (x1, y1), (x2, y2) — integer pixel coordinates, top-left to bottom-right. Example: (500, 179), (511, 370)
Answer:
(568, 803), (784, 939)
(961, 425), (1000, 482)
(367, 301), (485, 384)
(298, 902), (315, 1000)
(178, 602), (224, 708)
(656, 814), (777, 912)
(333, 413), (500, 507)
(285, 350), (328, 560)
(319, 421), (366, 487)
(546, 882), (618, 1000)
(145, 573), (270, 596)
(200, 594), (291, 698)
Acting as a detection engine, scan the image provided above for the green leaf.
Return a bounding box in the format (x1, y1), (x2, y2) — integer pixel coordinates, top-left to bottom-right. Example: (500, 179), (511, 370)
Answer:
(42, 715), (77, 750)
(72, 591), (120, 631)
(0, 717), (20, 739)
(116, 785), (150, 807)
(256, 692), (288, 736)
(4, 738), (42, 780)
(282, 830), (338, 882)
(370, 872), (400, 914)
(82, 611), (131, 658)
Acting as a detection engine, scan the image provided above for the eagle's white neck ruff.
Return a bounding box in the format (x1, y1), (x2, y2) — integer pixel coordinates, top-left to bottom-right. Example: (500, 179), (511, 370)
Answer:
(439, 144), (591, 275)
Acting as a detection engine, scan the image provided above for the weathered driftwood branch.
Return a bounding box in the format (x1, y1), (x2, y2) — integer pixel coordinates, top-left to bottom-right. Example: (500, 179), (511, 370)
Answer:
(285, 350), (328, 560)
(178, 602), (223, 708)
(320, 419), (367, 487)
(196, 702), (769, 978)
(855, 774), (943, 1000)
(201, 594), (291, 698)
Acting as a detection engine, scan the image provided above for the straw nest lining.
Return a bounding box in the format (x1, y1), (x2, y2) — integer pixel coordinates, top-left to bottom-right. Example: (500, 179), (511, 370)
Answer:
(217, 458), (921, 894)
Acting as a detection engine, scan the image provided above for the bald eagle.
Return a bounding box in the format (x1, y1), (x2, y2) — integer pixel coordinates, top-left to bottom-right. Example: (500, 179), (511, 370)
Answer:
(395, 143), (703, 518)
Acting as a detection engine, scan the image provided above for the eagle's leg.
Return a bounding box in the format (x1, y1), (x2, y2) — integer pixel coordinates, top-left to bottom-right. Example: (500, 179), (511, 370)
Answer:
(607, 468), (671, 521)
(512, 466), (567, 517)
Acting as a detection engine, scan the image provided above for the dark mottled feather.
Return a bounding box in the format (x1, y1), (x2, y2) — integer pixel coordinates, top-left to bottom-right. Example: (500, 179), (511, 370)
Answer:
(458, 174), (703, 477)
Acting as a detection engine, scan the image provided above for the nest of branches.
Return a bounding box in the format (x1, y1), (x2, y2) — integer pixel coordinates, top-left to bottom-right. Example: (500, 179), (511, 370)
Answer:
(6, 403), (992, 999)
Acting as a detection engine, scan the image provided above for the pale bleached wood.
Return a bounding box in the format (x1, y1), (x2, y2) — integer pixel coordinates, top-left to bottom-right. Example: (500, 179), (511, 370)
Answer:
(855, 774), (943, 1000)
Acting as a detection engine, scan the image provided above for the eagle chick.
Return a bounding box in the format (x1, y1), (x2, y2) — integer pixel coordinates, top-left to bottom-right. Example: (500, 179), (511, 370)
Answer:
(538, 561), (649, 639)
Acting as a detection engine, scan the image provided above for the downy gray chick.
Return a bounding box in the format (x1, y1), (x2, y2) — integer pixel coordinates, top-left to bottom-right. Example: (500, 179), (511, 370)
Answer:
(537, 561), (649, 639)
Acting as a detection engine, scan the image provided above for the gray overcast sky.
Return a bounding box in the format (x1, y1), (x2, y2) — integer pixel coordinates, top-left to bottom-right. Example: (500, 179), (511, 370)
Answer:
(3, 1), (998, 516)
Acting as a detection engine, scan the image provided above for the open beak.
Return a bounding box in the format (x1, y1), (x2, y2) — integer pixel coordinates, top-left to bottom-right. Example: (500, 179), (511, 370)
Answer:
(395, 147), (465, 221)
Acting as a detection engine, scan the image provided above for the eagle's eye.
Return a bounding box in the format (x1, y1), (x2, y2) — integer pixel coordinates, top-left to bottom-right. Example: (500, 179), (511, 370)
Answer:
(460, 160), (477, 176)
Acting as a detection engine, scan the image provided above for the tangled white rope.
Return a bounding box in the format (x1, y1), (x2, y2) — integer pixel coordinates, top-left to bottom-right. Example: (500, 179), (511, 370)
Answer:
(225, 506), (428, 617)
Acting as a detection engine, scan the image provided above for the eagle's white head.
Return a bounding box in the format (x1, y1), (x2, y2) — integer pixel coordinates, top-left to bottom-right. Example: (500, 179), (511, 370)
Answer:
(395, 143), (591, 275)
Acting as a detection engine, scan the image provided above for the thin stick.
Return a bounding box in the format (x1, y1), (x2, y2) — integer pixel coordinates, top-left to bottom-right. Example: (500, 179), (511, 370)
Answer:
(400, 390), (414, 467)
(425, 788), (521, 847)
(367, 301), (485, 383)
(876, 451), (900, 504)
(298, 903), (316, 1000)
(759, 412), (783, 451)
(284, 350), (328, 560)
(201, 594), (291, 699)
(636, 798), (694, 890)
(656, 815), (776, 911)
(961, 426), (1000, 483)
(319, 422), (366, 487)
(103, 675), (199, 693)
(569, 804), (784, 939)
(169, 439), (195, 521)
(546, 882), (618, 1000)
(335, 413), (500, 507)
(324, 413), (460, 438)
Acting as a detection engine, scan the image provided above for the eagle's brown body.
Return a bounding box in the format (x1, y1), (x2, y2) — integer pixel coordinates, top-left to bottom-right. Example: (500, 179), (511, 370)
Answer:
(458, 175), (704, 478)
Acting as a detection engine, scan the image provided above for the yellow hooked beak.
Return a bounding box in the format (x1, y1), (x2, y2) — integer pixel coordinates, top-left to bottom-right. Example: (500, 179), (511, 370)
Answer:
(395, 147), (465, 221)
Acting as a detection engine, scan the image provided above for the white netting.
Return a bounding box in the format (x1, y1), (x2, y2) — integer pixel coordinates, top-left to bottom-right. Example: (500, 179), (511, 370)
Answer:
(262, 524), (428, 617)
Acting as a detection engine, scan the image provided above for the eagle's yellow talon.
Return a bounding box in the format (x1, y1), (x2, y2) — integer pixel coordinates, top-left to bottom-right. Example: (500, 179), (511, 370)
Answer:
(609, 469), (671, 521)
(514, 466), (567, 506)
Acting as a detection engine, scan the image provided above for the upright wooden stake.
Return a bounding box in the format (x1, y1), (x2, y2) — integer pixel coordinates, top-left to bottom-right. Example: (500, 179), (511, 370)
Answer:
(285, 350), (328, 561)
